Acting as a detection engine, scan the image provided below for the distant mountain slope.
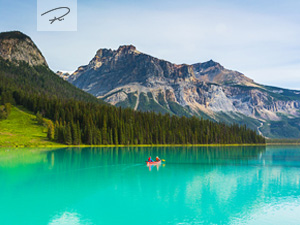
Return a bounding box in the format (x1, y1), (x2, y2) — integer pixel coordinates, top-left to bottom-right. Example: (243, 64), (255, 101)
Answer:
(0, 31), (103, 103)
(66, 45), (300, 138)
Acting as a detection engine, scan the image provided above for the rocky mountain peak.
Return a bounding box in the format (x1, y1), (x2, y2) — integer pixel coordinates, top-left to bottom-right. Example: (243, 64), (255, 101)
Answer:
(192, 60), (253, 86)
(117, 45), (139, 54)
(197, 60), (222, 69)
(88, 45), (140, 70)
(95, 48), (114, 58)
(0, 31), (30, 41)
(94, 45), (139, 58)
(68, 45), (257, 96)
(0, 31), (48, 67)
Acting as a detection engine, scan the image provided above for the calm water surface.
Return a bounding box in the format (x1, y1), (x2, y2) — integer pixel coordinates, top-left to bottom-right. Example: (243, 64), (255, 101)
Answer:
(1, 146), (300, 225)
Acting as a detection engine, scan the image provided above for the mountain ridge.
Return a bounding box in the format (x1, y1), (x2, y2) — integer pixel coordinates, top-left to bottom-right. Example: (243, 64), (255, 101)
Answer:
(65, 45), (300, 139)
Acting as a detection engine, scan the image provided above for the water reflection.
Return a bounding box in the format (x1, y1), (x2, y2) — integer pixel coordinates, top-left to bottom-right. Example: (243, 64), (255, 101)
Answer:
(147, 163), (165, 171)
(48, 211), (92, 225)
(44, 146), (267, 171)
(2, 146), (300, 225)
(0, 146), (267, 171)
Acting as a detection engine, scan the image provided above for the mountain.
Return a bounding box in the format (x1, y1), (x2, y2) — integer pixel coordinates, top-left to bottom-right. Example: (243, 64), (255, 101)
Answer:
(0, 31), (47, 67)
(0, 31), (102, 103)
(0, 31), (265, 146)
(66, 45), (300, 139)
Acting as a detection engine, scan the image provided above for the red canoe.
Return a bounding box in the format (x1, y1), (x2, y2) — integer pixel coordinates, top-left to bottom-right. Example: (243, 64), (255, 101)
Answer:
(146, 160), (161, 165)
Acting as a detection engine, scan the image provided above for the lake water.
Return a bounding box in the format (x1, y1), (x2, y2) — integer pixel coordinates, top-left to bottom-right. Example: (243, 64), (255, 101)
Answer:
(1, 146), (300, 225)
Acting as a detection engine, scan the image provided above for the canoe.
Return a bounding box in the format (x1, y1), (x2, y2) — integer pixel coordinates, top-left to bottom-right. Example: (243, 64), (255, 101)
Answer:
(146, 160), (161, 165)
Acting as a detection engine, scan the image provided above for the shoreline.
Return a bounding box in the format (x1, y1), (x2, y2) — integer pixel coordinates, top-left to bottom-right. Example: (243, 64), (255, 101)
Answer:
(1, 143), (300, 148)
(0, 143), (270, 148)
(265, 143), (300, 146)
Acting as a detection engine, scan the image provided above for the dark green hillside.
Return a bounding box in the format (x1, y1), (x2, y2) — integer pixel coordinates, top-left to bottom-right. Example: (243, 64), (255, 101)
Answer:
(0, 58), (103, 103)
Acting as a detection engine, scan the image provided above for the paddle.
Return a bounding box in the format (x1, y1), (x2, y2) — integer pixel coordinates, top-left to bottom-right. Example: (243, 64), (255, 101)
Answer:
(145, 159), (165, 162)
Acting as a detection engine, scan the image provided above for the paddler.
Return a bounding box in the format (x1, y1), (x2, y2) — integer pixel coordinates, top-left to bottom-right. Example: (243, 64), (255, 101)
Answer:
(148, 156), (153, 162)
(155, 156), (160, 162)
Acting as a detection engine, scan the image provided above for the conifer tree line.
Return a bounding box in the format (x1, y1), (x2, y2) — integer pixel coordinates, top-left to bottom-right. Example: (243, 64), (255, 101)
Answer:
(9, 92), (265, 145)
(0, 58), (266, 145)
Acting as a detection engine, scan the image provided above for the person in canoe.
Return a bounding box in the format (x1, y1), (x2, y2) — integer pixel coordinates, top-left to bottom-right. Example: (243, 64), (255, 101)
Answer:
(155, 156), (161, 162)
(148, 156), (153, 162)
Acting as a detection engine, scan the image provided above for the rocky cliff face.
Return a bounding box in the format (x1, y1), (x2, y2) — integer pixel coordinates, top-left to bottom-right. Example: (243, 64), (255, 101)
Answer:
(0, 31), (48, 67)
(56, 71), (71, 80)
(66, 45), (300, 139)
(193, 60), (254, 86)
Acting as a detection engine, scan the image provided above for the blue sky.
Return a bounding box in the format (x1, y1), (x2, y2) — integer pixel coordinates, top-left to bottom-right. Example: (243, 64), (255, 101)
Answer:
(1, 0), (300, 89)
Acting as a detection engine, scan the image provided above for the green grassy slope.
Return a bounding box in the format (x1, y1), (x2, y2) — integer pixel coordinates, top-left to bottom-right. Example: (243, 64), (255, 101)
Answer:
(0, 106), (62, 147)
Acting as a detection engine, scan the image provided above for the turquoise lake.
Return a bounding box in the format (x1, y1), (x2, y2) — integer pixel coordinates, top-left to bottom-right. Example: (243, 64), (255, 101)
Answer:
(1, 146), (300, 225)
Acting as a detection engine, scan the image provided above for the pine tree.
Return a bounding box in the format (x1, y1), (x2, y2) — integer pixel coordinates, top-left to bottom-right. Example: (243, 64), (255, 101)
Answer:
(54, 121), (59, 142)
(65, 123), (73, 145)
(36, 111), (44, 125)
(77, 121), (82, 145)
(114, 127), (118, 145)
(95, 128), (102, 145)
(47, 120), (55, 140)
(109, 128), (113, 145)
(71, 122), (79, 145)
